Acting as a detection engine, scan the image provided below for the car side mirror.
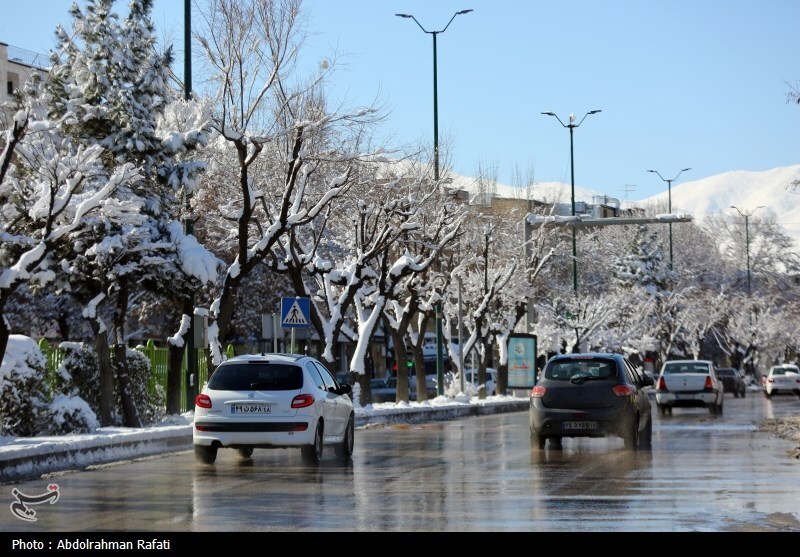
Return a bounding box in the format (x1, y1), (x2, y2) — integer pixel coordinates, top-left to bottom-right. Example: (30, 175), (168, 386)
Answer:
(643, 375), (655, 387)
(338, 384), (352, 395)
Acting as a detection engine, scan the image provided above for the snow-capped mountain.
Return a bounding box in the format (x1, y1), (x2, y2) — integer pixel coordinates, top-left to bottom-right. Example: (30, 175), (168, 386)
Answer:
(447, 165), (800, 249)
(638, 165), (800, 247)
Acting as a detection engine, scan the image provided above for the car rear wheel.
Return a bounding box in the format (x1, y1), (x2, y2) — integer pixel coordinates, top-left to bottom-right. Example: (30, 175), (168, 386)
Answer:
(237, 447), (254, 459)
(530, 429), (545, 450)
(639, 417), (653, 450)
(301, 422), (324, 466)
(623, 418), (639, 450)
(194, 444), (217, 465)
(334, 414), (355, 460)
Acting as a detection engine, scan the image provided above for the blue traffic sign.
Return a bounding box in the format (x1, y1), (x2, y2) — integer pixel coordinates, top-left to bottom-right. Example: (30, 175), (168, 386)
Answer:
(281, 297), (310, 328)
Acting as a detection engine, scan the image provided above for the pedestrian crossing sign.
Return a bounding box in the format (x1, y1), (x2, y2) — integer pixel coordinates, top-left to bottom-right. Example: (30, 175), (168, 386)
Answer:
(281, 297), (310, 328)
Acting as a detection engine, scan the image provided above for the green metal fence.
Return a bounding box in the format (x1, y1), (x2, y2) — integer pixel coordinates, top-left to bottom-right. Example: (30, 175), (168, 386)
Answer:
(38, 339), (236, 413)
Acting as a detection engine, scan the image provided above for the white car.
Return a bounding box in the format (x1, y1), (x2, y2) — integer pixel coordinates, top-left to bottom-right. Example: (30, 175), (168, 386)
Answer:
(655, 359), (724, 415)
(764, 365), (800, 398)
(193, 353), (355, 466)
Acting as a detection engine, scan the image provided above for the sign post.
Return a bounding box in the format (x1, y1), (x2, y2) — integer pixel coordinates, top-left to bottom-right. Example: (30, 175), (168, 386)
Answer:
(281, 297), (311, 354)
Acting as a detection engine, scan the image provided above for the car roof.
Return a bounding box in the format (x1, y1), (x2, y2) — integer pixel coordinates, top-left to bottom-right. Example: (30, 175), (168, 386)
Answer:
(548, 353), (624, 361)
(221, 353), (308, 364)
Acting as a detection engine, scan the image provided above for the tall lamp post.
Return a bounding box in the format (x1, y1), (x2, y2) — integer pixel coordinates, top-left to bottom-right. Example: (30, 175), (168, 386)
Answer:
(398, 10), (471, 389)
(541, 110), (602, 293)
(647, 168), (691, 270)
(730, 205), (765, 295)
(396, 9), (473, 181)
(183, 0), (198, 401)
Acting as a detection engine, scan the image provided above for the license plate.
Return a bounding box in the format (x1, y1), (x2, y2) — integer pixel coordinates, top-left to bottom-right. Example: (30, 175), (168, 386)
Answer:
(563, 421), (597, 430)
(230, 403), (271, 414)
(676, 394), (698, 399)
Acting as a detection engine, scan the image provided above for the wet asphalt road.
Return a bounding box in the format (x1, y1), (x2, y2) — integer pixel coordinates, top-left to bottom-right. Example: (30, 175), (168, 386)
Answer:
(2, 390), (798, 533)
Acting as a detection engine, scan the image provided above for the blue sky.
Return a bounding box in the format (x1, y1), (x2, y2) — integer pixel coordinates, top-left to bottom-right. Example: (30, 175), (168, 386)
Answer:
(2, 0), (799, 201)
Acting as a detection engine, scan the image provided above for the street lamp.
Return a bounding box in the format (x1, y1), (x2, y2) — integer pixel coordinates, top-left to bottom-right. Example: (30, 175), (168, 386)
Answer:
(647, 168), (691, 270)
(541, 110), (602, 293)
(730, 205), (765, 295)
(396, 9), (473, 181)
(183, 0), (198, 401)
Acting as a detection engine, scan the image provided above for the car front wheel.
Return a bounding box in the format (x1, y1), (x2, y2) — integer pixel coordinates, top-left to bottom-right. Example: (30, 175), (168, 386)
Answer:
(301, 422), (324, 466)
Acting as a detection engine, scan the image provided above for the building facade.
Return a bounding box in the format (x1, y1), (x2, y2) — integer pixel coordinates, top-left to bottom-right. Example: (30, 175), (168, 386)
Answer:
(1, 42), (49, 128)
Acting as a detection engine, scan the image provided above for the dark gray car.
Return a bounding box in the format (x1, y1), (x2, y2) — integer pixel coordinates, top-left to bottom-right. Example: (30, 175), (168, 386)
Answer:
(716, 368), (747, 398)
(529, 353), (655, 450)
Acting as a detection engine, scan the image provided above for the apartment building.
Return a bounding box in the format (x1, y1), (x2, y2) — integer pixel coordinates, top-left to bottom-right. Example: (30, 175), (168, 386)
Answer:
(1, 41), (49, 128)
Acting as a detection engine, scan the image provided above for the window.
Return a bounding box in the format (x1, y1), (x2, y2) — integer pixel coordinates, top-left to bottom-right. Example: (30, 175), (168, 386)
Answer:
(208, 363), (303, 391)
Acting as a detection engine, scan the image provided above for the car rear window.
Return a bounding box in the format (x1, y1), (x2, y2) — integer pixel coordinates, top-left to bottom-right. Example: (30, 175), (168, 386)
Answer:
(207, 363), (303, 391)
(545, 359), (617, 381)
(663, 362), (710, 374)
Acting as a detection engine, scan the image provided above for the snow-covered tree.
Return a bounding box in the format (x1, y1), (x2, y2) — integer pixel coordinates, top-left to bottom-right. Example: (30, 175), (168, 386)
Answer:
(193, 0), (385, 372)
(40, 0), (216, 425)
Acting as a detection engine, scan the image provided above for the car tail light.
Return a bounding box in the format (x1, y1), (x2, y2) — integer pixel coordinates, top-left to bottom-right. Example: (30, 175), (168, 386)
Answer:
(704, 376), (714, 391)
(656, 376), (667, 391)
(195, 394), (212, 409)
(613, 385), (635, 397)
(291, 394), (315, 408)
(530, 385), (546, 398)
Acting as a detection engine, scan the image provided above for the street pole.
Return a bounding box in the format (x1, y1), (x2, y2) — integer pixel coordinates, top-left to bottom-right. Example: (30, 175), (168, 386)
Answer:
(398, 10), (472, 392)
(436, 301), (444, 396)
(396, 9), (473, 182)
(184, 0), (198, 398)
(647, 168), (691, 270)
(541, 110), (601, 293)
(457, 277), (465, 394)
(731, 205), (765, 295)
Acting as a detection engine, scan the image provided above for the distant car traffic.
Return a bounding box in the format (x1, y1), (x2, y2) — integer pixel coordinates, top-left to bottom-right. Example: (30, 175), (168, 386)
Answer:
(193, 353), (354, 466)
(370, 377), (397, 403)
(529, 353), (654, 450)
(655, 360), (724, 415)
(716, 368), (747, 398)
(763, 364), (800, 398)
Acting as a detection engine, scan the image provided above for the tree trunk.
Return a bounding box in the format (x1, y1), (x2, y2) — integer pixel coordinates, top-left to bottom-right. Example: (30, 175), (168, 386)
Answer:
(90, 319), (115, 427)
(390, 329), (411, 402)
(113, 343), (141, 428)
(0, 310), (9, 370)
(167, 343), (184, 415)
(113, 278), (141, 428)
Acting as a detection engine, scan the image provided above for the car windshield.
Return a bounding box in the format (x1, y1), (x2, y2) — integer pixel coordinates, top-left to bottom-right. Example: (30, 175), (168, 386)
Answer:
(545, 359), (617, 381)
(207, 363), (303, 391)
(663, 362), (710, 374)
